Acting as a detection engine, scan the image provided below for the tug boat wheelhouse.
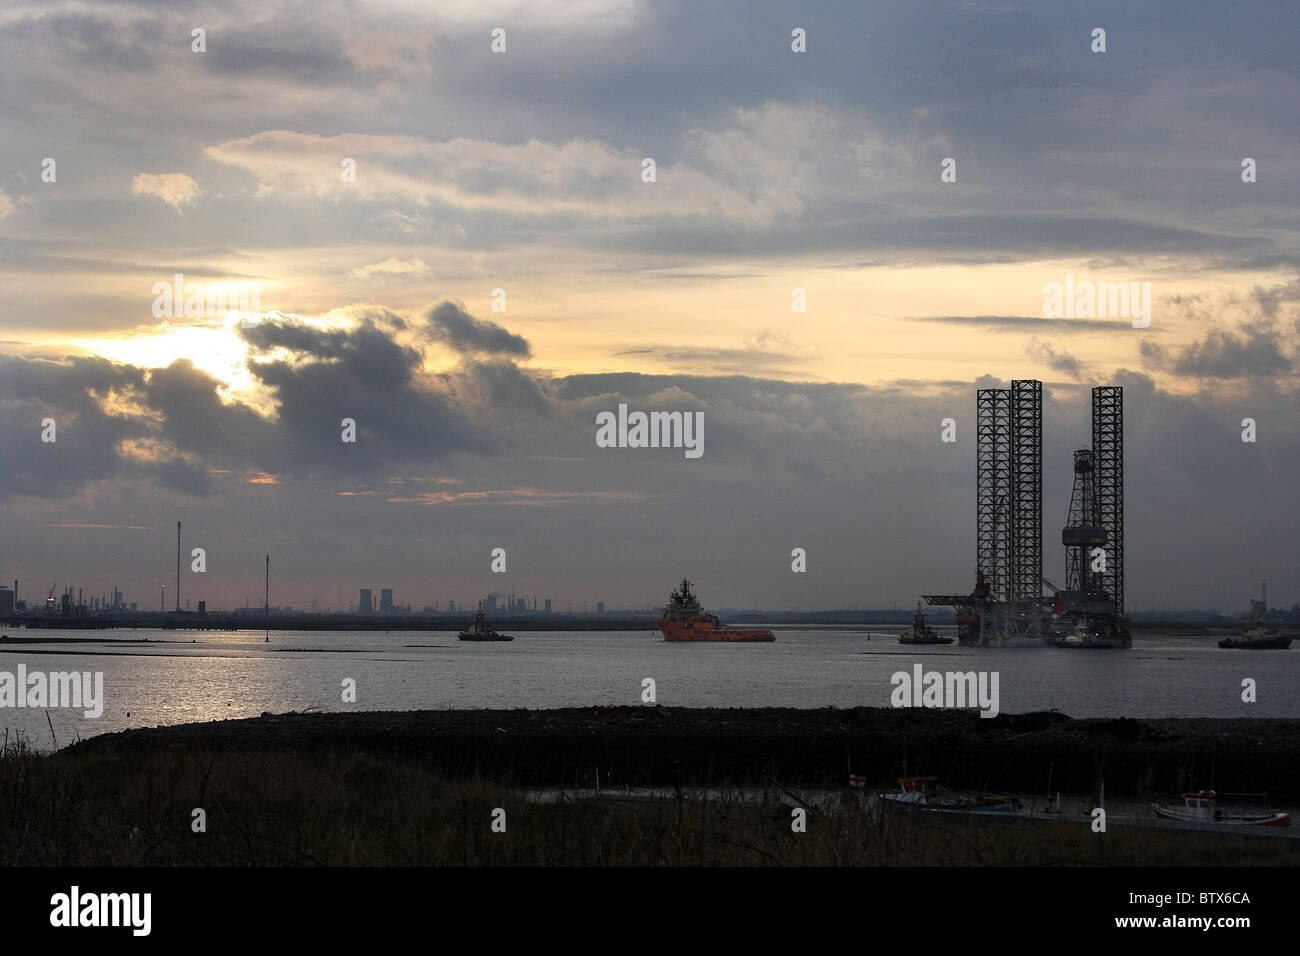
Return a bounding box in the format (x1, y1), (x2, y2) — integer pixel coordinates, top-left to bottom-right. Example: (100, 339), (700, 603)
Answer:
(655, 579), (775, 642)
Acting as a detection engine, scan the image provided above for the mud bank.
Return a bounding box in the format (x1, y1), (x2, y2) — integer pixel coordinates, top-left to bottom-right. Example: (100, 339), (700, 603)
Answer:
(64, 706), (1300, 800)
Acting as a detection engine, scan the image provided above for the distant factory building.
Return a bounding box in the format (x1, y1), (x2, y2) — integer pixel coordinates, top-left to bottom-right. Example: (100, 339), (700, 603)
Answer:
(544, 599), (552, 613)
(515, 598), (526, 612)
(485, 595), (497, 612)
(359, 588), (373, 614)
(0, 586), (13, 617)
(596, 601), (605, 614)
(380, 588), (394, 612)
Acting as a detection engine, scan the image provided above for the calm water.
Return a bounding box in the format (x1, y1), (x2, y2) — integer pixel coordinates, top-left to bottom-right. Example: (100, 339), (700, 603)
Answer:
(1, 627), (1295, 749)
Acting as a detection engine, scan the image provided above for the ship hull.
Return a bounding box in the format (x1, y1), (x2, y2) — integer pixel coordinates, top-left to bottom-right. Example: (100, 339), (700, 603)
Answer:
(656, 621), (774, 642)
(1218, 637), (1291, 649)
(458, 633), (514, 641)
(1152, 805), (1290, 827)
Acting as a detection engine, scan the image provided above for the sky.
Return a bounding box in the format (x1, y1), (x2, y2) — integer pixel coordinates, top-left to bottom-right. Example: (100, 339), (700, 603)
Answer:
(0, 0), (1296, 614)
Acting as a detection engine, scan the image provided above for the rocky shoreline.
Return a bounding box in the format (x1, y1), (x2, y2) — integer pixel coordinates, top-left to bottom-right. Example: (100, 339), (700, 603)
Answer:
(66, 706), (1300, 801)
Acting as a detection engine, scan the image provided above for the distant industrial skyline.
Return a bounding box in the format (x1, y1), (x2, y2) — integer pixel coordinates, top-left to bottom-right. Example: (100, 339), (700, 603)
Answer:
(1, 568), (1292, 619)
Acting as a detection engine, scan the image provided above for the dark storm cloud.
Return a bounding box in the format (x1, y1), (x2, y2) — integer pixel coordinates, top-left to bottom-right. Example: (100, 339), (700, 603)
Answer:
(241, 320), (351, 358)
(236, 318), (489, 467)
(1141, 325), (1292, 379)
(0, 318), (545, 504)
(0, 355), (175, 499)
(449, 359), (552, 414)
(425, 302), (531, 357)
(144, 360), (276, 464)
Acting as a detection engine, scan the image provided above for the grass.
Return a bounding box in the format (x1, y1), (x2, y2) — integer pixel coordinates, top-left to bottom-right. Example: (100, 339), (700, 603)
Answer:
(2, 731), (1296, 866)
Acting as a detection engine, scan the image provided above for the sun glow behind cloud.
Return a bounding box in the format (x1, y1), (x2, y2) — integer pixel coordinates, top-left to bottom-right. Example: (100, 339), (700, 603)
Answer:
(75, 324), (251, 388)
(70, 311), (371, 400)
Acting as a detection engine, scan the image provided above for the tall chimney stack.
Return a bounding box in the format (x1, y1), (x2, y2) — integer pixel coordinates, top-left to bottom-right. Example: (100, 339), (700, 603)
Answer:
(176, 521), (182, 612)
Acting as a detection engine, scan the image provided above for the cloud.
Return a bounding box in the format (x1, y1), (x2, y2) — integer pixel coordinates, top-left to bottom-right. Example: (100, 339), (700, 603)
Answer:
(205, 129), (766, 219)
(913, 315), (1124, 331)
(611, 335), (804, 376)
(425, 301), (531, 356)
(0, 189), (14, 218)
(1142, 324), (1292, 379)
(348, 257), (429, 279)
(202, 105), (929, 225)
(0, 354), (203, 498)
(1251, 277), (1300, 320)
(1026, 337), (1084, 380)
(131, 172), (200, 213)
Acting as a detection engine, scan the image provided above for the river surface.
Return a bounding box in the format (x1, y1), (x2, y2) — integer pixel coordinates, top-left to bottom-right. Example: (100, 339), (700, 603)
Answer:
(0, 627), (1294, 749)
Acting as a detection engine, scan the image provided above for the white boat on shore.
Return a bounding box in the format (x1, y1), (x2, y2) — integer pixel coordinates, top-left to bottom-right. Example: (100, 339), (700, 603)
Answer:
(1152, 790), (1290, 828)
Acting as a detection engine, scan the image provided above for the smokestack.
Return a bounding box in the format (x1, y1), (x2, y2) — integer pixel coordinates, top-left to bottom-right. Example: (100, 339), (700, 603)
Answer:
(176, 521), (182, 612)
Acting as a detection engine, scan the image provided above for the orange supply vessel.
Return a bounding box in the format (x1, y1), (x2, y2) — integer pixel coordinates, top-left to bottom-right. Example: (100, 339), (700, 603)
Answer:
(655, 579), (775, 642)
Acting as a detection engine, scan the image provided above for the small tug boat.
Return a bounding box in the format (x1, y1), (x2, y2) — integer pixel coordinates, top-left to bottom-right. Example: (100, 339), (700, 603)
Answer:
(1218, 619), (1291, 650)
(898, 603), (953, 645)
(458, 602), (514, 641)
(1152, 790), (1290, 827)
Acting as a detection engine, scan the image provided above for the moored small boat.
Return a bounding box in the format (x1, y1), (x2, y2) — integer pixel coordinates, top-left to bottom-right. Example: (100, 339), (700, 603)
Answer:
(879, 776), (1022, 815)
(1151, 790), (1290, 827)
